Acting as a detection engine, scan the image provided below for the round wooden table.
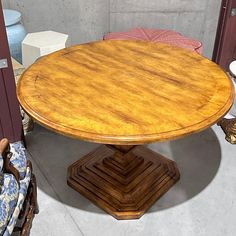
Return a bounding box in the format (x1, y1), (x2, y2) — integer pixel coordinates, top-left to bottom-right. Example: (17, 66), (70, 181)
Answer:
(17, 40), (234, 220)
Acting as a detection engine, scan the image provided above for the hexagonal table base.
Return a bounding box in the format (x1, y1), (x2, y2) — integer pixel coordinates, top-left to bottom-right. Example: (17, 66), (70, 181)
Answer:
(67, 145), (180, 220)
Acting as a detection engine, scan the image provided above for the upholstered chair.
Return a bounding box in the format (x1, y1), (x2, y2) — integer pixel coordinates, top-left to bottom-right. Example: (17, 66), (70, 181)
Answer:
(104, 27), (203, 54)
(0, 139), (38, 236)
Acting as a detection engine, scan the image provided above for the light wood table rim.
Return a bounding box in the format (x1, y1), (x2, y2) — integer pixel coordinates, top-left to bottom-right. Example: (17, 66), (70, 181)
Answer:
(18, 88), (233, 145)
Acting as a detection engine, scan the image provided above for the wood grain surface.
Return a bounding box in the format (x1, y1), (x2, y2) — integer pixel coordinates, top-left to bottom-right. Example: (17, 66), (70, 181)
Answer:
(68, 144), (180, 219)
(17, 40), (234, 145)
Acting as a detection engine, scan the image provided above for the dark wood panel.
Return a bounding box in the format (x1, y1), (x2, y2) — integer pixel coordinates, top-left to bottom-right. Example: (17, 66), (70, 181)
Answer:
(0, 1), (23, 142)
(213, 0), (236, 70)
(0, 70), (14, 140)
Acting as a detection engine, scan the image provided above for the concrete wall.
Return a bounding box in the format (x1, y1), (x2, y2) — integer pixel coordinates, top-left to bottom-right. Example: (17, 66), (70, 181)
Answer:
(1, 0), (9, 8)
(4, 0), (221, 58)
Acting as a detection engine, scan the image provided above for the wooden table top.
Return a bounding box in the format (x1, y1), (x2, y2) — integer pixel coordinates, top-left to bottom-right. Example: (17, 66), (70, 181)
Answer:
(17, 40), (234, 145)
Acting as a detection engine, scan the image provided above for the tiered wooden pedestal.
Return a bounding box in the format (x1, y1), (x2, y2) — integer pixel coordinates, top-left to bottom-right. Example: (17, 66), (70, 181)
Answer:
(67, 145), (180, 220)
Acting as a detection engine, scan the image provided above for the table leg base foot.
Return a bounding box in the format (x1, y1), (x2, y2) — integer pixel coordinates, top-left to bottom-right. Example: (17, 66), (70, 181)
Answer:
(218, 118), (236, 144)
(67, 145), (180, 220)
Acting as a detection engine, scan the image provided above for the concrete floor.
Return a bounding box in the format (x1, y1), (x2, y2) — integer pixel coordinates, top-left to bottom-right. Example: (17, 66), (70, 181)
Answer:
(26, 124), (236, 236)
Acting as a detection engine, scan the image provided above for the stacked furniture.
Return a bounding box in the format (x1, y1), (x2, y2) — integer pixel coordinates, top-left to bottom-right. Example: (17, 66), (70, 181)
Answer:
(0, 139), (38, 236)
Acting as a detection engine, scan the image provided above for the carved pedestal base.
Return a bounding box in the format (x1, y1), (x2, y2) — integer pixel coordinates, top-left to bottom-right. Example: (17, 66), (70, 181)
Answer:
(67, 145), (180, 220)
(218, 118), (236, 144)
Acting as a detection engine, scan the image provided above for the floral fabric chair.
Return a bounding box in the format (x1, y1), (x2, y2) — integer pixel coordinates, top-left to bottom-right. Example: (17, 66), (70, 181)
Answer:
(0, 139), (38, 236)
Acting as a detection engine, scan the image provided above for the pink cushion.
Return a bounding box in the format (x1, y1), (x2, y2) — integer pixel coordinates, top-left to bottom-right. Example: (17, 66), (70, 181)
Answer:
(104, 28), (203, 54)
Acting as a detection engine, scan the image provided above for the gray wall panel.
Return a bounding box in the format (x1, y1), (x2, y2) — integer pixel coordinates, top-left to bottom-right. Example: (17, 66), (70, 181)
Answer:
(1, 0), (9, 8)
(202, 0), (221, 58)
(110, 11), (204, 42)
(110, 0), (206, 12)
(110, 12), (177, 32)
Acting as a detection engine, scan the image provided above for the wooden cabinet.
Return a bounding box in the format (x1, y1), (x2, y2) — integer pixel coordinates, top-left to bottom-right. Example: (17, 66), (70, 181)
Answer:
(0, 1), (22, 142)
(213, 0), (236, 70)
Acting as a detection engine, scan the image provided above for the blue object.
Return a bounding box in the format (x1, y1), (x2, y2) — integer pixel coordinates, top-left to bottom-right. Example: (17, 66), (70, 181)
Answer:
(3, 9), (27, 63)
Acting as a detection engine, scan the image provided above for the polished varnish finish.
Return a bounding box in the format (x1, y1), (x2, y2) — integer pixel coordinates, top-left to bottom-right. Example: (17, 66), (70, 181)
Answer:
(17, 40), (234, 219)
(17, 40), (234, 145)
(68, 144), (180, 219)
